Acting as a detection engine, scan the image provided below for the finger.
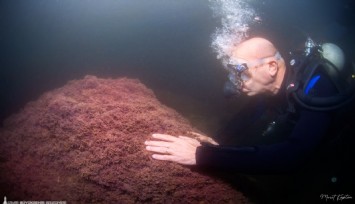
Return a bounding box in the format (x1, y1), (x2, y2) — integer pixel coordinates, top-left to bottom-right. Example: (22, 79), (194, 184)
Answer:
(188, 131), (206, 137)
(152, 154), (177, 162)
(146, 146), (171, 154)
(187, 132), (207, 141)
(152, 133), (178, 142)
(178, 135), (194, 141)
(145, 140), (171, 147)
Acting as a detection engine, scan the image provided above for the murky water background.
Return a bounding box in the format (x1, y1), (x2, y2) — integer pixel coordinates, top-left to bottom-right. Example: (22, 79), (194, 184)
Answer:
(1, 0), (354, 133)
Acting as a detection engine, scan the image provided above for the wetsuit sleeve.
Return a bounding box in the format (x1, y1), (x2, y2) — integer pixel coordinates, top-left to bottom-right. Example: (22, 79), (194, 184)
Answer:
(196, 109), (332, 173)
(196, 73), (336, 173)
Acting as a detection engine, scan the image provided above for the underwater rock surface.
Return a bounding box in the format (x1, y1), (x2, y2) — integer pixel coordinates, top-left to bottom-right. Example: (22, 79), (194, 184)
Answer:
(0, 75), (247, 203)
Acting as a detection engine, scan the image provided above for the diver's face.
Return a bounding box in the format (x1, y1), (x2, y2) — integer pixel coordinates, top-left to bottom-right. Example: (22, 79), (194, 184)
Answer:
(228, 54), (277, 96)
(241, 62), (273, 96)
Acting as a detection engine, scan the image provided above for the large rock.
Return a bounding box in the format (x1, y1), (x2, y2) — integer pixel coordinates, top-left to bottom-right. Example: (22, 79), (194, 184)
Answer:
(0, 75), (248, 203)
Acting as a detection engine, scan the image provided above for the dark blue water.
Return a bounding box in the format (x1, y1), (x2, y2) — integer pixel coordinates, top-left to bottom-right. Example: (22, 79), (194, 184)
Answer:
(0, 0), (354, 132)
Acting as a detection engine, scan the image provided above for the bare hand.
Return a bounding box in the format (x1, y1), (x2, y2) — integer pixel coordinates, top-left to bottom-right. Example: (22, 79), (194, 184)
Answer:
(145, 133), (201, 165)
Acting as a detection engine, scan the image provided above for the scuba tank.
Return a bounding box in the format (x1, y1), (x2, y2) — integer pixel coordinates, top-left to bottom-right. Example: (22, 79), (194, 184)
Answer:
(286, 37), (355, 111)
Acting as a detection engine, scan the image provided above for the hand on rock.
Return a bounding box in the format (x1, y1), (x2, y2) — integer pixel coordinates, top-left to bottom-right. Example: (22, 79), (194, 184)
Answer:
(145, 133), (201, 165)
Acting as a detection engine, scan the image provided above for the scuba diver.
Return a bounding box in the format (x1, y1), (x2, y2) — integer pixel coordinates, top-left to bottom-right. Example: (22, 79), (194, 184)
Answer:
(144, 37), (355, 174)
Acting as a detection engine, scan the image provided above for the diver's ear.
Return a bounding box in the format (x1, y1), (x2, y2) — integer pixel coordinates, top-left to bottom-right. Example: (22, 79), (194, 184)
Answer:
(268, 61), (278, 77)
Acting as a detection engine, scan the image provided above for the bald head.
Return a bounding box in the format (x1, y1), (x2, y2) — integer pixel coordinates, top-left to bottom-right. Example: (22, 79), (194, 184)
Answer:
(232, 37), (278, 61)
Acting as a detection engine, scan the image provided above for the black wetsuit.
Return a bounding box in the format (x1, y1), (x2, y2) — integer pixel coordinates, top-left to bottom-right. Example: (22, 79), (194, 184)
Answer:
(196, 68), (338, 174)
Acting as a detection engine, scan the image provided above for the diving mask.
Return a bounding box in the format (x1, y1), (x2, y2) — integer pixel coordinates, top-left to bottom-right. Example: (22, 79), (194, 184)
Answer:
(226, 63), (250, 93)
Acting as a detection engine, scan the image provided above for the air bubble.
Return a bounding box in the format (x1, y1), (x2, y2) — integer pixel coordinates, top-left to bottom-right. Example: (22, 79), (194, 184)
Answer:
(209, 0), (258, 66)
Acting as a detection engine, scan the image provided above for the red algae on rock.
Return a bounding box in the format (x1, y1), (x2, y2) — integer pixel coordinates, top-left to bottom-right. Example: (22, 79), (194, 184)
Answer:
(0, 75), (248, 203)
